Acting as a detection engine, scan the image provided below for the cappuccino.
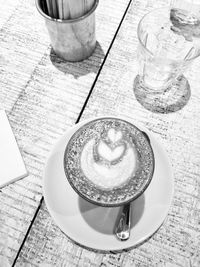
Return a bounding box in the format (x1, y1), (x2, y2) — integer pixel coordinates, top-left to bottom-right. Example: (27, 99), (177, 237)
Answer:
(64, 117), (154, 206)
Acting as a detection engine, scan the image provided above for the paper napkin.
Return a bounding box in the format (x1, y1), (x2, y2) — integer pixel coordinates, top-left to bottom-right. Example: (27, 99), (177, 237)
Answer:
(0, 110), (28, 188)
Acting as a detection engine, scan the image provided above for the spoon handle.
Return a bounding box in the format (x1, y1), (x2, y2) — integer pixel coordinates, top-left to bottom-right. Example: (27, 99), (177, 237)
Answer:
(115, 202), (131, 241)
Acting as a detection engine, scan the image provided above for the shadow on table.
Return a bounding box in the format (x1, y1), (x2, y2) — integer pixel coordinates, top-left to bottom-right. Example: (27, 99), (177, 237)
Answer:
(49, 41), (105, 79)
(78, 195), (145, 235)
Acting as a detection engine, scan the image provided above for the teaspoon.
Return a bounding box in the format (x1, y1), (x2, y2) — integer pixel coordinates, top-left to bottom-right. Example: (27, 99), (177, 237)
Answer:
(115, 131), (150, 241)
(115, 202), (131, 241)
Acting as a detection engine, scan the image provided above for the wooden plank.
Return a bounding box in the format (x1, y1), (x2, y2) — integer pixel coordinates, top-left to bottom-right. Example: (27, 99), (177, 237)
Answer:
(0, 0), (20, 30)
(0, 0), (131, 265)
(15, 0), (200, 266)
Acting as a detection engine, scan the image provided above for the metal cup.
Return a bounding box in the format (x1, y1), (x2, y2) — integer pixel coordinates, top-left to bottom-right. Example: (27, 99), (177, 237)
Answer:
(36, 0), (99, 62)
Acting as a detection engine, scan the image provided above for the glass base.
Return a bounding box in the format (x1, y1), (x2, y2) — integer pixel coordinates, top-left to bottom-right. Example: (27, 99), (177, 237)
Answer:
(133, 75), (191, 113)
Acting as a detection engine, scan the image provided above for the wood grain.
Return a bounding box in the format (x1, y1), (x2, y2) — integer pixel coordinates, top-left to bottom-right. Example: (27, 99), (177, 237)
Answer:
(0, 0), (131, 265)
(14, 0), (200, 266)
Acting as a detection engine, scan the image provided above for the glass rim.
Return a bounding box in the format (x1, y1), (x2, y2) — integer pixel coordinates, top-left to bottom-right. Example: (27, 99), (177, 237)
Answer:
(36, 0), (99, 23)
(137, 7), (200, 62)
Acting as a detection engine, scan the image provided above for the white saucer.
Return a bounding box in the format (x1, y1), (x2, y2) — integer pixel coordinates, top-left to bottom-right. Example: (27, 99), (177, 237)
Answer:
(43, 118), (174, 252)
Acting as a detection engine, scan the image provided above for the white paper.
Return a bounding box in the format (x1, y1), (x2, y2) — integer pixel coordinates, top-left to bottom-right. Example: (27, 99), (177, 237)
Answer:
(0, 110), (28, 188)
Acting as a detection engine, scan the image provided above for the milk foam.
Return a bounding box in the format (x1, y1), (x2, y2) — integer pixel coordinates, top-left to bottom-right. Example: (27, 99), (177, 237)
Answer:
(80, 129), (138, 189)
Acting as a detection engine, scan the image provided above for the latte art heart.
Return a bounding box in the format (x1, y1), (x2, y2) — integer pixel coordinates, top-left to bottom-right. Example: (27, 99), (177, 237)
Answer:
(80, 127), (138, 189)
(97, 140), (125, 163)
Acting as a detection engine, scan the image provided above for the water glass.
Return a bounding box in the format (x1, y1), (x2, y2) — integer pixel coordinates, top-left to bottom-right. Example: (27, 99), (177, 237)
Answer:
(134, 7), (200, 113)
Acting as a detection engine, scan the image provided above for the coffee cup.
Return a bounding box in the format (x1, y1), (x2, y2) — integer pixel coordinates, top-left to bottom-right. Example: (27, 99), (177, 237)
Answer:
(63, 117), (155, 207)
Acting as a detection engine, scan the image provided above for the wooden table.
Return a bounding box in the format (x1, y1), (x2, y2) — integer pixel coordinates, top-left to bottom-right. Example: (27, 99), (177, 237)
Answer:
(1, 0), (200, 266)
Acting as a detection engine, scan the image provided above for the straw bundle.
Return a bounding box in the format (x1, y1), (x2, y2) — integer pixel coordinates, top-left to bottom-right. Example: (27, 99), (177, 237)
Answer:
(45, 0), (95, 19)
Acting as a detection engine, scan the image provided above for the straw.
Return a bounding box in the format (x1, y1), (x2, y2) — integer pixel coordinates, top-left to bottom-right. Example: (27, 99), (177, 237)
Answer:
(46, 0), (58, 18)
(51, 0), (58, 18)
(67, 0), (85, 19)
(62, 0), (70, 19)
(84, 0), (95, 13)
(68, 0), (95, 19)
(57, 0), (64, 19)
(46, 0), (53, 17)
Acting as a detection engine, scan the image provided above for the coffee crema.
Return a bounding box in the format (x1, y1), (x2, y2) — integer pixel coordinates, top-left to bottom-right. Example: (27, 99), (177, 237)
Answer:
(64, 118), (154, 206)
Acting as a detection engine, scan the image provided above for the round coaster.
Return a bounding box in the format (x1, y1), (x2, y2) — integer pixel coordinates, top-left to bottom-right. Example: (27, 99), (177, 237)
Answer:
(43, 118), (174, 251)
(133, 74), (191, 113)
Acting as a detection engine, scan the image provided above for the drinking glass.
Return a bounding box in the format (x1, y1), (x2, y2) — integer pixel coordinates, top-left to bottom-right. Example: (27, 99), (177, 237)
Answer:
(134, 7), (200, 113)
